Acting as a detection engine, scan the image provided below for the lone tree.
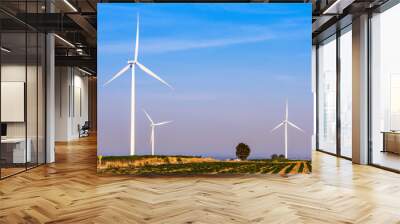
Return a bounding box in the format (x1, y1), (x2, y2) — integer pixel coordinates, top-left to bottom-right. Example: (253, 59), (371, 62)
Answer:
(236, 143), (251, 160)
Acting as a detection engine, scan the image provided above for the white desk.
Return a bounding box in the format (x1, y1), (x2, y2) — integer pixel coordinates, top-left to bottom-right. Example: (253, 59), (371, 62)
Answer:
(1, 138), (31, 163)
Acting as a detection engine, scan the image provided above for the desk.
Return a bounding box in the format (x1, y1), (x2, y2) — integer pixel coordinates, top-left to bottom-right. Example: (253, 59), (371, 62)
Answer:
(382, 131), (400, 154)
(1, 138), (31, 163)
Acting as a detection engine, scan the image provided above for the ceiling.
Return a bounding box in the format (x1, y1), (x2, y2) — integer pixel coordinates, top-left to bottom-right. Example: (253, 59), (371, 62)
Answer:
(311, 0), (390, 43)
(1, 0), (97, 74)
(1, 0), (393, 75)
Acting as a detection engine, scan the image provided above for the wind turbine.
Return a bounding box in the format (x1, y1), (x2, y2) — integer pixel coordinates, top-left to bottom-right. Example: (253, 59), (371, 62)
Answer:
(270, 99), (304, 158)
(104, 15), (173, 156)
(143, 110), (172, 156)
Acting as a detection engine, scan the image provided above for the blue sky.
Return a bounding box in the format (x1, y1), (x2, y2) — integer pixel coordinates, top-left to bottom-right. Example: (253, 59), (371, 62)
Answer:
(98, 4), (312, 160)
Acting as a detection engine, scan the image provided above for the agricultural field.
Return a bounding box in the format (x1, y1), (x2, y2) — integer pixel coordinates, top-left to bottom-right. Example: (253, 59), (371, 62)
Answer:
(97, 155), (312, 176)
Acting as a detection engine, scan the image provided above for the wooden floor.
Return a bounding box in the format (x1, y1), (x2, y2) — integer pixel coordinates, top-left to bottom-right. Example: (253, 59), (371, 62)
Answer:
(1, 135), (400, 224)
(0, 167), (26, 178)
(372, 150), (400, 171)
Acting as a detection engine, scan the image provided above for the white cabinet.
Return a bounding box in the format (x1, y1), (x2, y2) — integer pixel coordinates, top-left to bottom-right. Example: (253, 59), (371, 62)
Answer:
(1, 138), (32, 163)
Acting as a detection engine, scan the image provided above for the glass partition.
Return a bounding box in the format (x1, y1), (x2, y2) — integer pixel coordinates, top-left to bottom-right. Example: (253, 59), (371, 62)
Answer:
(0, 30), (28, 177)
(0, 1), (46, 179)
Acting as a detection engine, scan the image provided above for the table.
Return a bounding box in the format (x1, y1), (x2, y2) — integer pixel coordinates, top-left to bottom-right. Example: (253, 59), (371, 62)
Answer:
(1, 138), (31, 163)
(382, 131), (400, 154)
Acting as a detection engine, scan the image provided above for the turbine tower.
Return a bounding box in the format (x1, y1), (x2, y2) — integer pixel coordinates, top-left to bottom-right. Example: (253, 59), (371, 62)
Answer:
(270, 99), (304, 158)
(104, 15), (173, 155)
(143, 110), (172, 156)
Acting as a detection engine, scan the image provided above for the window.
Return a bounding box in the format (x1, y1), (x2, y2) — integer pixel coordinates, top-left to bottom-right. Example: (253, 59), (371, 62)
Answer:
(370, 3), (400, 171)
(339, 26), (352, 158)
(317, 35), (337, 154)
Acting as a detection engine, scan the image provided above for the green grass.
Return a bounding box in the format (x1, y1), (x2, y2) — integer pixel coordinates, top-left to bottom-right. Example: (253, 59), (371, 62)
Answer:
(306, 161), (312, 172)
(100, 155), (302, 163)
(284, 163), (296, 174)
(271, 163), (288, 174)
(98, 155), (311, 175)
(298, 162), (305, 173)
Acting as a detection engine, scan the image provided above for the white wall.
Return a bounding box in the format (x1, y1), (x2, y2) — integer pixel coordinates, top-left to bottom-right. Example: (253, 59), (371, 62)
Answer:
(71, 72), (89, 138)
(55, 67), (89, 141)
(1, 63), (46, 164)
(1, 65), (27, 143)
(55, 66), (70, 141)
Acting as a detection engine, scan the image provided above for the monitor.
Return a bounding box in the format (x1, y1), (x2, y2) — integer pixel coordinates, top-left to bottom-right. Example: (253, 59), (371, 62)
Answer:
(1, 123), (7, 137)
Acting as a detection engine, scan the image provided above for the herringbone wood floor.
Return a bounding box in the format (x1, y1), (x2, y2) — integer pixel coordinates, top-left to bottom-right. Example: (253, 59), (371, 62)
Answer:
(1, 135), (400, 224)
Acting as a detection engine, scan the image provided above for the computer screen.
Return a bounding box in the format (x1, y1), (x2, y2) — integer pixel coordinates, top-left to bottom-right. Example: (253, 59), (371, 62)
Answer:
(1, 123), (7, 137)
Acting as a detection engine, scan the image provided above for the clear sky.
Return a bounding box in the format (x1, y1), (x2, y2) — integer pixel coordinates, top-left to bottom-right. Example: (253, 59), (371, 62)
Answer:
(98, 3), (312, 160)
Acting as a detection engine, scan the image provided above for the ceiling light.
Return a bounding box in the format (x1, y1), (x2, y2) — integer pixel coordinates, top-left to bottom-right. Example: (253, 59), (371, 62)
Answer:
(63, 0), (78, 12)
(76, 48), (85, 56)
(1, 47), (11, 53)
(54, 34), (75, 48)
(78, 67), (93, 76)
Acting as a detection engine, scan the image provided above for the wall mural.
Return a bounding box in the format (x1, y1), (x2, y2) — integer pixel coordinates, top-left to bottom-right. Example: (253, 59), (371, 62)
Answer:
(97, 3), (312, 175)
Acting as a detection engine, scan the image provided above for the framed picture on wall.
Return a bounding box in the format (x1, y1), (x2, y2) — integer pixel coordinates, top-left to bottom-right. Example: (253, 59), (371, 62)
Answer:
(97, 3), (313, 176)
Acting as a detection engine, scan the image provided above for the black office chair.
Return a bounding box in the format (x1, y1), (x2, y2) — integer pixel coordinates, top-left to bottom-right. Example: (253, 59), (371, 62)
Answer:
(79, 121), (90, 138)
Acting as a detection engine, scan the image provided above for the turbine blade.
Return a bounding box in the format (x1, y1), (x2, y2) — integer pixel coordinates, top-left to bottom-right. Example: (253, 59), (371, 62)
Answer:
(134, 14), (139, 61)
(287, 121), (304, 132)
(270, 122), (284, 132)
(103, 64), (130, 86)
(136, 62), (174, 90)
(154, 120), (173, 126)
(143, 109), (154, 124)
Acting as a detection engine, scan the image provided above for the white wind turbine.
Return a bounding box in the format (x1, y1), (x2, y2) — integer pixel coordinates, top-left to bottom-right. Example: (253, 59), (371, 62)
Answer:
(270, 99), (304, 158)
(104, 15), (173, 156)
(143, 110), (172, 156)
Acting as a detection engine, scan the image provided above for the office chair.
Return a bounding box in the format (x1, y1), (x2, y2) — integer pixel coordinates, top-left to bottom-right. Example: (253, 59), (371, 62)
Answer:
(79, 121), (90, 138)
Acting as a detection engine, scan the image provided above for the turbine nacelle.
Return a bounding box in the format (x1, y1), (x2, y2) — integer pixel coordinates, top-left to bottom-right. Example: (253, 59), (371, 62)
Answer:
(104, 14), (172, 90)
